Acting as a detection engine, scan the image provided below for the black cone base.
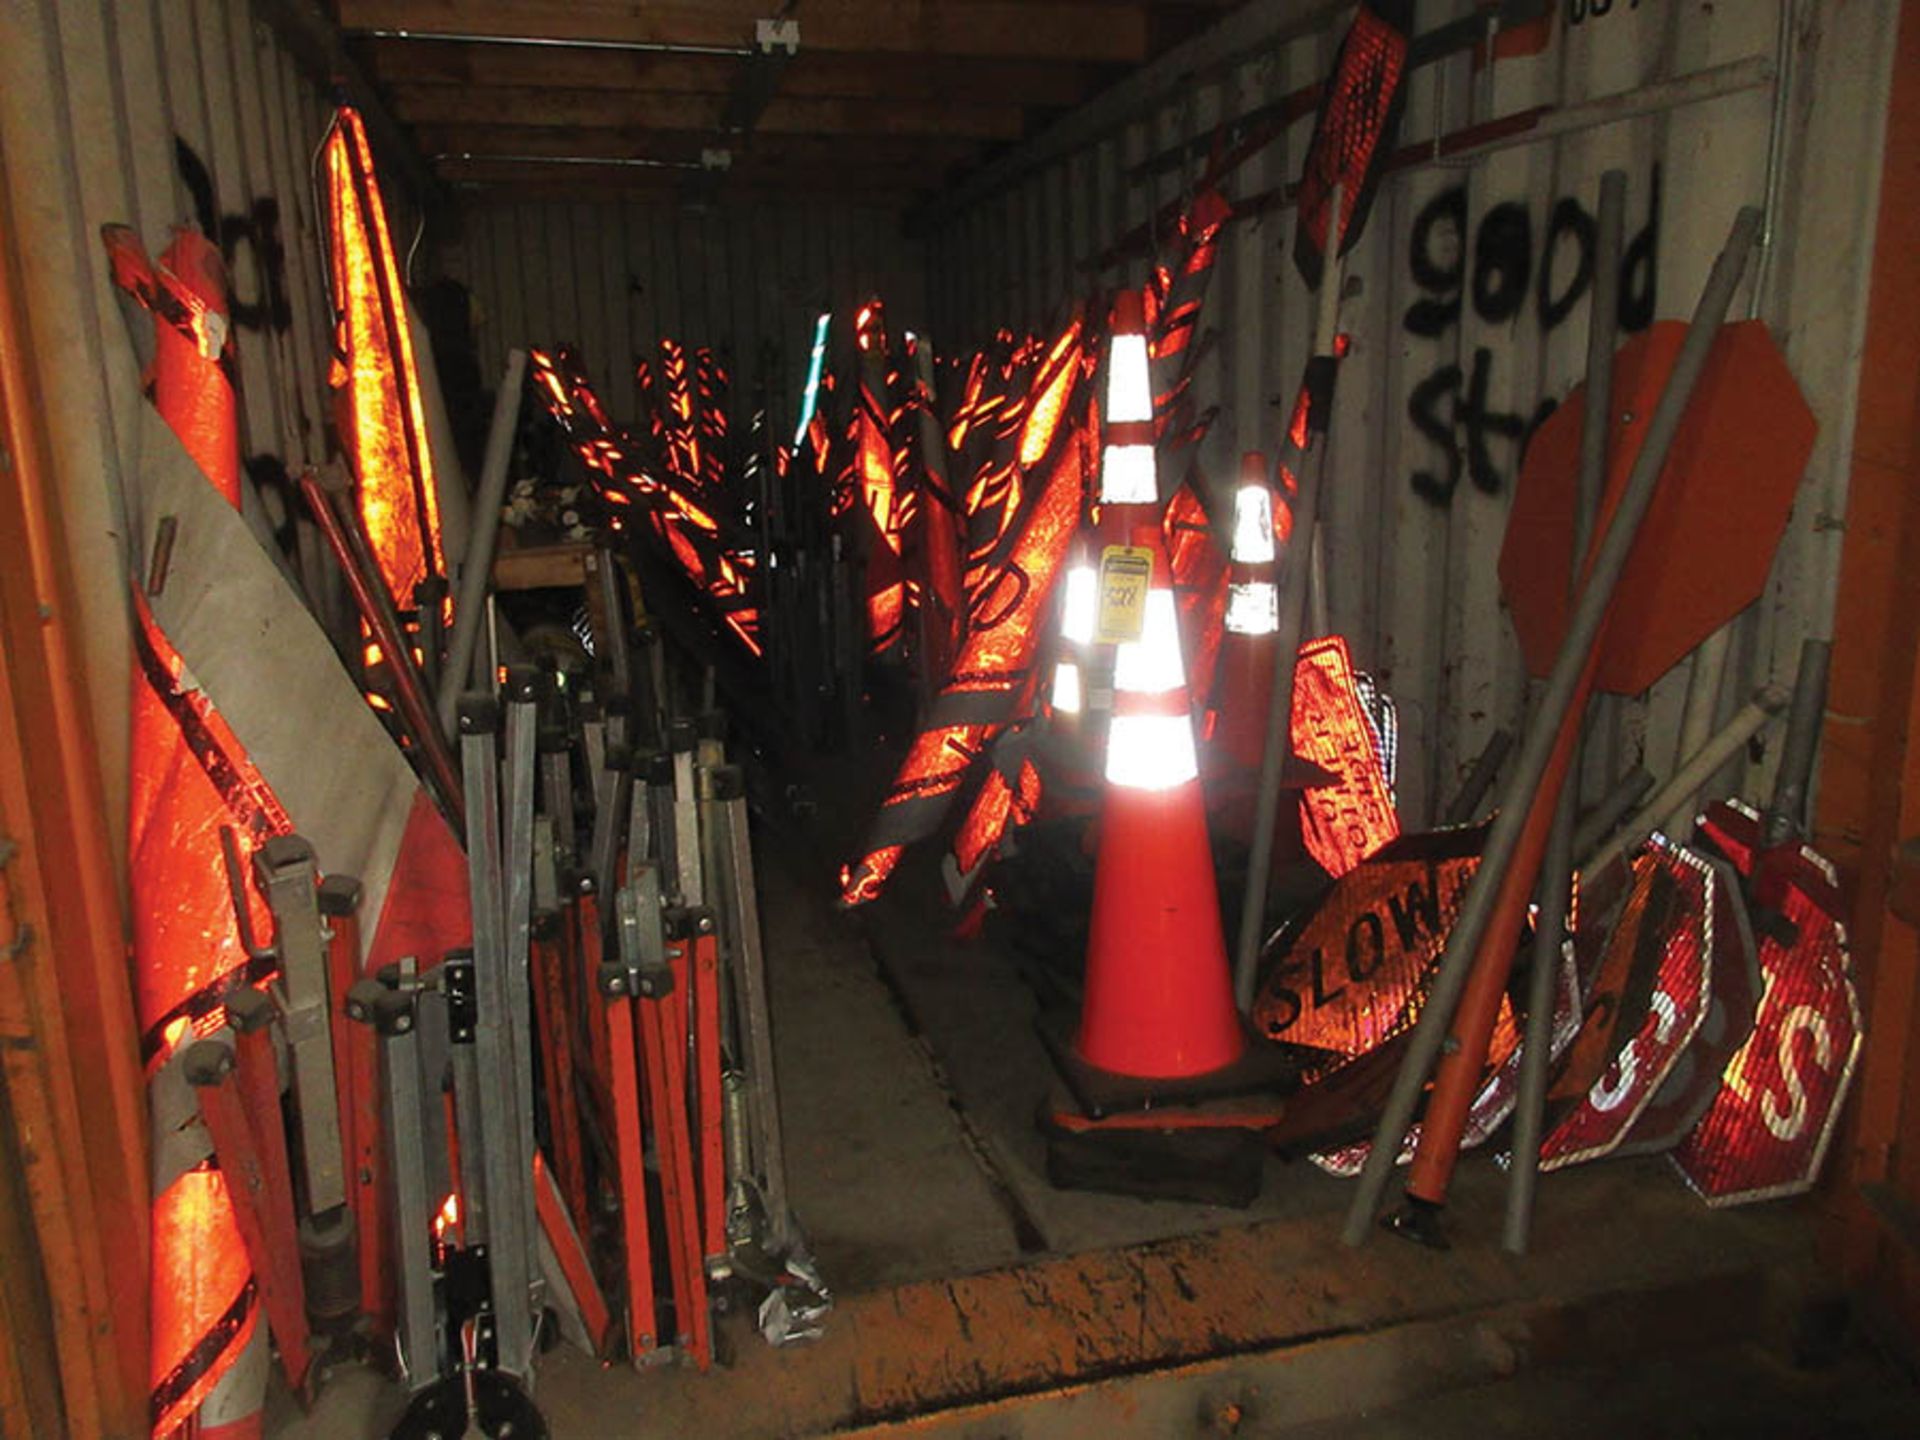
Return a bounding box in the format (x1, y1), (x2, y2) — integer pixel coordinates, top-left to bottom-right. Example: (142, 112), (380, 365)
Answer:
(1041, 1107), (1265, 1207)
(1035, 1006), (1329, 1121)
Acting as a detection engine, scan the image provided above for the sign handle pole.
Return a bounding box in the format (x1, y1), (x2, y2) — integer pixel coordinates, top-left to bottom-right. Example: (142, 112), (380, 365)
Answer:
(1503, 170), (1626, 1255)
(1232, 183), (1344, 1012)
(1342, 206), (1762, 1248)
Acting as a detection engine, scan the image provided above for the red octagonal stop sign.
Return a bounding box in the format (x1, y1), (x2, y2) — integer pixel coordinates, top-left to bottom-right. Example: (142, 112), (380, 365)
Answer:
(1501, 320), (1815, 695)
(1541, 839), (1719, 1171)
(1674, 802), (1863, 1206)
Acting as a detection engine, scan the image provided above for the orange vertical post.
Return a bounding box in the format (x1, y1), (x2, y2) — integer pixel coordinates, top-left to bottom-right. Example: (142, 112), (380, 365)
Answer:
(1815, 0), (1920, 1357)
(0, 147), (147, 1436)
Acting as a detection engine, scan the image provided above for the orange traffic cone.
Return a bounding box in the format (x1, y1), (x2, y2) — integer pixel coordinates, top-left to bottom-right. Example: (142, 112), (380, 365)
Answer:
(1069, 291), (1243, 1081)
(1213, 453), (1280, 771)
(1074, 522), (1245, 1080)
(1040, 296), (1302, 1204)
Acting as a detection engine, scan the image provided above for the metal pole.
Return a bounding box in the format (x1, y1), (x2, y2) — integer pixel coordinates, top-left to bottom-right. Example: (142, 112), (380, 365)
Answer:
(714, 765), (793, 1252)
(438, 349), (527, 738)
(257, 834), (348, 1216)
(1568, 767), (1654, 859)
(1664, 2), (1794, 840)
(1664, 627), (1733, 838)
(457, 697), (535, 1375)
(672, 723), (704, 907)
(1443, 727), (1515, 826)
(1233, 183), (1344, 1011)
(300, 469), (465, 826)
(1580, 684), (1790, 875)
(1762, 638), (1831, 848)
(1343, 206), (1762, 1247)
(1504, 170), (1624, 1254)
(359, 979), (437, 1389)
(501, 671), (542, 1293)
(593, 546), (634, 752)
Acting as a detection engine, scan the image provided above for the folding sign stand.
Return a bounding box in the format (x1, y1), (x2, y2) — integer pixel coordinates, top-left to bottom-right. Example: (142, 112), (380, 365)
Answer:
(258, 836), (358, 1321)
(618, 874), (712, 1370)
(184, 1019), (314, 1398)
(375, 692), (548, 1439)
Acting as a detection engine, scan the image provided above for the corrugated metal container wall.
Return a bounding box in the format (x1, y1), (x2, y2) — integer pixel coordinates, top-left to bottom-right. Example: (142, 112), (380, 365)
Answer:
(929, 0), (1898, 831)
(1, 0), (394, 856)
(445, 198), (929, 434)
(2, 2), (378, 1428)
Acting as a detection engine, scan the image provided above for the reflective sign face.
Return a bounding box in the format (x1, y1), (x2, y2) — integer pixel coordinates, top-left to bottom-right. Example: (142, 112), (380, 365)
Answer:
(1254, 824), (1484, 1078)
(1291, 636), (1401, 879)
(1541, 839), (1717, 1172)
(1616, 854), (1761, 1159)
(1674, 802), (1863, 1206)
(1313, 948), (1577, 1177)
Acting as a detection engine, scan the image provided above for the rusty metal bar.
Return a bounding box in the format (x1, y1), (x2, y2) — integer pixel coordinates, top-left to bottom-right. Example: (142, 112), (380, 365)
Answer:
(299, 467), (465, 827)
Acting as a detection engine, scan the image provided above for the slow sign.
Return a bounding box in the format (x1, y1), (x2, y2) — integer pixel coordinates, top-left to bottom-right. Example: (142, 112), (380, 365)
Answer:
(1316, 949), (1577, 1177)
(1254, 823), (1485, 1077)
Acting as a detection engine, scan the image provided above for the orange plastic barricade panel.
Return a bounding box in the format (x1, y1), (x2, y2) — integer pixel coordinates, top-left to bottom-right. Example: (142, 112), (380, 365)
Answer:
(603, 988), (657, 1361)
(321, 106), (447, 614)
(188, 1049), (311, 1396)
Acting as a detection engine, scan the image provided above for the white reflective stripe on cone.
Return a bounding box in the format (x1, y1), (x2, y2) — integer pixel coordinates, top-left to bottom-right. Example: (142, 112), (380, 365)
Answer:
(1100, 443), (1157, 504)
(1107, 713), (1199, 789)
(1105, 331), (1153, 424)
(1225, 580), (1279, 635)
(1060, 565), (1097, 644)
(1053, 660), (1084, 715)
(1232, 484), (1276, 563)
(1113, 589), (1185, 694)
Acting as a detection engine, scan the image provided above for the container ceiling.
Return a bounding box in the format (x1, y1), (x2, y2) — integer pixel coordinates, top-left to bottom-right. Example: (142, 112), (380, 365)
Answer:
(338, 0), (1246, 203)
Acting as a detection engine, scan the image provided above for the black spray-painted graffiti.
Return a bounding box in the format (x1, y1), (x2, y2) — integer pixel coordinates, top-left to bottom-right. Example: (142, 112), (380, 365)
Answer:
(1567, 0), (1645, 24)
(1404, 168), (1660, 506)
(176, 138), (293, 335)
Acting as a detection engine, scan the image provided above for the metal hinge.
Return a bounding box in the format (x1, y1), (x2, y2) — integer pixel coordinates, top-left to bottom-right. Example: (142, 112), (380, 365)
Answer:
(755, 17), (799, 54)
(0, 835), (29, 962)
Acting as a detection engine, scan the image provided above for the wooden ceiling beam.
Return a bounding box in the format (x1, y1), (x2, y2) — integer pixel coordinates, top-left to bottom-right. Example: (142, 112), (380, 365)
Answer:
(358, 37), (1112, 109)
(388, 84), (1028, 140)
(337, 0), (1151, 64)
(413, 125), (982, 172)
(437, 155), (932, 200)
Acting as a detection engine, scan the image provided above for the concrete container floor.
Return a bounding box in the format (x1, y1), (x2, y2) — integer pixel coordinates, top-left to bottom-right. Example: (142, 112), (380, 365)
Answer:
(267, 779), (1915, 1437)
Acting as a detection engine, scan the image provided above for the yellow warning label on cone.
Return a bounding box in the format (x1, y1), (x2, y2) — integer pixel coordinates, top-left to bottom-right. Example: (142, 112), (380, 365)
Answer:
(1096, 545), (1154, 643)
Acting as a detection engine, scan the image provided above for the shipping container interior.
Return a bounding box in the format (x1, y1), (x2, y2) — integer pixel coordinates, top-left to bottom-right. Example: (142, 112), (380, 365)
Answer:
(4, 2), (1920, 1438)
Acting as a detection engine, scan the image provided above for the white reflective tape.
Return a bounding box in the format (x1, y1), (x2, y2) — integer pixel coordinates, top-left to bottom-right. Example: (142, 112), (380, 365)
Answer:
(1113, 589), (1185, 695)
(1060, 564), (1097, 644)
(1106, 713), (1199, 790)
(1105, 332), (1153, 424)
(1052, 660), (1083, 715)
(1225, 580), (1278, 635)
(1232, 483), (1276, 563)
(1099, 442), (1158, 504)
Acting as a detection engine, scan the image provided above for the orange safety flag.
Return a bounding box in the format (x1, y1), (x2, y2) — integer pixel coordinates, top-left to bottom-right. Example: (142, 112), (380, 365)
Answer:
(108, 225), (286, 1438)
(849, 300), (912, 657)
(321, 105), (448, 615)
(840, 318), (1093, 905)
(906, 336), (966, 682)
(1163, 483), (1229, 716)
(1145, 185), (1231, 409)
(533, 347), (762, 656)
